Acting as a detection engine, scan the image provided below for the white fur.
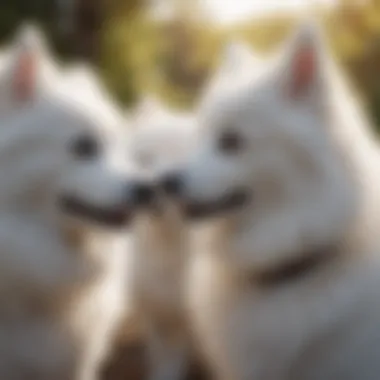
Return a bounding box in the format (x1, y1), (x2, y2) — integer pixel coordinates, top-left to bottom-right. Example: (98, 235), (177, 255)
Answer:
(128, 97), (198, 380)
(0, 67), (135, 379)
(176, 22), (380, 380)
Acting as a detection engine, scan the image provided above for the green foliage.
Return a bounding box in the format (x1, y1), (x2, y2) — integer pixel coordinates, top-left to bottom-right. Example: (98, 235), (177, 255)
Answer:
(100, 11), (159, 106)
(0, 0), (54, 40)
(0, 0), (77, 60)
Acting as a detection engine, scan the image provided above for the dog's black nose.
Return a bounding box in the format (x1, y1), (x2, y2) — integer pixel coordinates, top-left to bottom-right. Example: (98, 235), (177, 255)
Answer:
(160, 173), (183, 196)
(132, 182), (155, 206)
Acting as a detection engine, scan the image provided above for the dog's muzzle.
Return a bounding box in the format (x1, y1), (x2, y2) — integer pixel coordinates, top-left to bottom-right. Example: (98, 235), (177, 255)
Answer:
(183, 190), (250, 220)
(58, 182), (156, 228)
(160, 172), (250, 219)
(132, 182), (156, 208)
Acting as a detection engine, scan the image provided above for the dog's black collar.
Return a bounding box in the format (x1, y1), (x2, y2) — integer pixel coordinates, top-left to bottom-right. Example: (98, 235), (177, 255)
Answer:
(249, 244), (339, 288)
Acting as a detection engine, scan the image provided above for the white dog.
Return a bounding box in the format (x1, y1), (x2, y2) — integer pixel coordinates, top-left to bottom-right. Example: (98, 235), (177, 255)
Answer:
(161, 21), (380, 380)
(0, 54), (150, 380)
(126, 43), (265, 380)
(127, 95), (198, 380)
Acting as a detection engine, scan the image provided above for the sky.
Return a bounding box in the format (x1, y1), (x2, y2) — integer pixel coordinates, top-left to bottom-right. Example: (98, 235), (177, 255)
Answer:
(203, 0), (338, 24)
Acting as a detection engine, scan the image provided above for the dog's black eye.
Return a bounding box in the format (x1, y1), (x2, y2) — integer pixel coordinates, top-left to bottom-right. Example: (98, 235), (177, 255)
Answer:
(218, 130), (243, 154)
(70, 134), (99, 159)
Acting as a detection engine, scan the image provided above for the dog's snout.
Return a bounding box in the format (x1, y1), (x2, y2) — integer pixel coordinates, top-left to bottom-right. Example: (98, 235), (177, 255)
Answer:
(160, 173), (183, 196)
(131, 182), (155, 206)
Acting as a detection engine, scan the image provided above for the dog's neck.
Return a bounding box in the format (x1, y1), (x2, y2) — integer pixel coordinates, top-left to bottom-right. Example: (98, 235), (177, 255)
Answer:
(198, 217), (342, 288)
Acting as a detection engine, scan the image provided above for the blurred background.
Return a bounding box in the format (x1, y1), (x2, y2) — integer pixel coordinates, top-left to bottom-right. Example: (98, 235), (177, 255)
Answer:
(0, 0), (378, 122)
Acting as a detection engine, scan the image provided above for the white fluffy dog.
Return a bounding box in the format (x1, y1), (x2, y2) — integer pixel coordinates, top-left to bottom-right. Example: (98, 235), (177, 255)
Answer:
(0, 50), (149, 379)
(161, 22), (380, 380)
(127, 95), (197, 380)
(126, 42), (265, 380)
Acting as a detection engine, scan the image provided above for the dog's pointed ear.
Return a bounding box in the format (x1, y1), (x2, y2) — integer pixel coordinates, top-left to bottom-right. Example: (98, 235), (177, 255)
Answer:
(10, 24), (47, 103)
(280, 21), (326, 101)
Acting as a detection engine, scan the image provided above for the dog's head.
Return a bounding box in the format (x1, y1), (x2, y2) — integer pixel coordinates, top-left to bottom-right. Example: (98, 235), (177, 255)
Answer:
(130, 96), (197, 176)
(161, 22), (359, 266)
(127, 97), (198, 253)
(129, 96), (197, 219)
(0, 69), (152, 232)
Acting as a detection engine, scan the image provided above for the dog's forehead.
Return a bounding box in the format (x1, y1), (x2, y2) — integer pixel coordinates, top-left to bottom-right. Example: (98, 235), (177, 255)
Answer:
(53, 74), (124, 133)
(134, 127), (185, 163)
(201, 81), (271, 134)
(10, 103), (118, 151)
(47, 96), (123, 141)
(135, 111), (195, 147)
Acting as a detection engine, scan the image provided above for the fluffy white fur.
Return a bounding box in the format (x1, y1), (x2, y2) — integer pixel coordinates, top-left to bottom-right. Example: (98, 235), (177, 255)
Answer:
(126, 44), (264, 380)
(127, 96), (198, 380)
(174, 22), (380, 380)
(0, 58), (136, 379)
